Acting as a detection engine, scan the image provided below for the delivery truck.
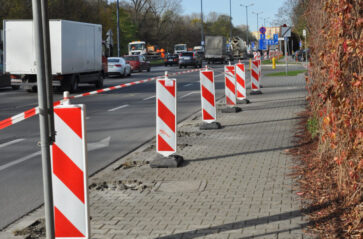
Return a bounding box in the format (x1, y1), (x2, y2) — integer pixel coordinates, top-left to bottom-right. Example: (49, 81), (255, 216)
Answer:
(204, 36), (228, 64)
(3, 20), (104, 92)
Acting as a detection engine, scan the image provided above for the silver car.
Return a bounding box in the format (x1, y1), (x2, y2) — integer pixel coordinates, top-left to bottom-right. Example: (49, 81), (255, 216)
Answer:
(107, 57), (132, 77)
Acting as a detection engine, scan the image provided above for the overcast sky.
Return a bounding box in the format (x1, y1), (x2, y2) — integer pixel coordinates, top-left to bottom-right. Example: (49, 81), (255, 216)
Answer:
(181, 0), (286, 32)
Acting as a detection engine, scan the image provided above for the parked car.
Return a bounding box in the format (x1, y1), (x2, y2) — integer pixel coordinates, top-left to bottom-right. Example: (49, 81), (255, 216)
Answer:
(164, 54), (179, 66)
(107, 57), (131, 77)
(124, 55), (150, 72)
(178, 51), (203, 68)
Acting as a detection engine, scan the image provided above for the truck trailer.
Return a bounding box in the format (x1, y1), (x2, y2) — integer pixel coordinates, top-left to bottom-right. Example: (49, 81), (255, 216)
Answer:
(3, 20), (104, 92)
(204, 36), (228, 64)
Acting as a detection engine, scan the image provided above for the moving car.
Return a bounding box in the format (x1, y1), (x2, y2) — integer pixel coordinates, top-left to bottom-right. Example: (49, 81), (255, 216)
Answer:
(124, 55), (151, 72)
(107, 57), (131, 77)
(178, 51), (203, 68)
(164, 54), (179, 66)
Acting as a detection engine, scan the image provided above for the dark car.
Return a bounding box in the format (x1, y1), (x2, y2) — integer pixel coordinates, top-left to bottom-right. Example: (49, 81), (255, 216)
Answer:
(164, 54), (179, 66)
(178, 51), (203, 69)
(124, 55), (151, 72)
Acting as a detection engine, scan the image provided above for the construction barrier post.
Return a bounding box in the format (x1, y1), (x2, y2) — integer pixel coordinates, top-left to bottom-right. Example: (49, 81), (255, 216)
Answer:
(235, 61), (250, 104)
(151, 72), (184, 168)
(250, 60), (262, 95)
(51, 91), (90, 238)
(272, 57), (276, 69)
(259, 59), (263, 88)
(199, 66), (222, 130)
(222, 64), (242, 113)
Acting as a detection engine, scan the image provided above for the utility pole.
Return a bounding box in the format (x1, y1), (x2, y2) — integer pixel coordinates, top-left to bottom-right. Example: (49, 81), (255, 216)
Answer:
(241, 3), (254, 44)
(200, 0), (204, 46)
(32, 0), (55, 238)
(116, 0), (120, 57)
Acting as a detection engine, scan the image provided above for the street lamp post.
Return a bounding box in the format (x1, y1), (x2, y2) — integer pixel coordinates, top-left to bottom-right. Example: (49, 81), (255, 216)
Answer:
(116, 0), (120, 57)
(252, 11), (263, 33)
(201, 0), (204, 46)
(240, 3), (254, 44)
(229, 0), (232, 40)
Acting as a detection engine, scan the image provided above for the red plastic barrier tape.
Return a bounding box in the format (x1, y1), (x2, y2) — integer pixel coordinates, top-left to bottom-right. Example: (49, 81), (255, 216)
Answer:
(0, 69), (201, 130)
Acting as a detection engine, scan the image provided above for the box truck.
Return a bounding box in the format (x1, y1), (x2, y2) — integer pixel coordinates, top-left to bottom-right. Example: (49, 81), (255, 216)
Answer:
(204, 36), (228, 64)
(3, 20), (104, 92)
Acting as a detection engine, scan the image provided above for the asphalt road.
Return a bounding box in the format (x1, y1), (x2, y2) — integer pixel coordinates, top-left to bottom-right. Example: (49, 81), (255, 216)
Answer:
(0, 61), (304, 229)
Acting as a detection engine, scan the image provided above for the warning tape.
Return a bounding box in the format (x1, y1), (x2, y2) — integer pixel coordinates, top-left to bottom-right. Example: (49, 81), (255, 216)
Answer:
(0, 68), (202, 130)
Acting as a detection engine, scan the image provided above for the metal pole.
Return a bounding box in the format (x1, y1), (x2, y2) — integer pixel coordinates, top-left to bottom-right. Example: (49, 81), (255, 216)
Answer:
(284, 37), (288, 75)
(32, 0), (55, 238)
(116, 0), (120, 57)
(256, 13), (258, 32)
(305, 36), (307, 68)
(246, 6), (249, 44)
(229, 0), (232, 40)
(40, 0), (55, 144)
(200, 0), (204, 45)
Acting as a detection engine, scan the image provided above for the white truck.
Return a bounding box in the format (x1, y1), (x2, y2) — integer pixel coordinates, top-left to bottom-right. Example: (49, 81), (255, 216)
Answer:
(174, 44), (187, 54)
(3, 20), (104, 92)
(204, 36), (228, 64)
(128, 41), (147, 55)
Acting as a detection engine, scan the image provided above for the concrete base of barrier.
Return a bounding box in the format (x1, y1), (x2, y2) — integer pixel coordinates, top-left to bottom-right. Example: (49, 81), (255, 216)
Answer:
(199, 122), (222, 130)
(150, 154), (184, 168)
(260, 85), (264, 88)
(221, 107), (242, 113)
(237, 99), (250, 104)
(250, 90), (263, 95)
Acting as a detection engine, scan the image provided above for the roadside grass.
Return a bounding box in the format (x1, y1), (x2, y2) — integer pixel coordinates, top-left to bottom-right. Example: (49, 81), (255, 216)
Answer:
(265, 70), (307, 77)
(150, 59), (164, 66)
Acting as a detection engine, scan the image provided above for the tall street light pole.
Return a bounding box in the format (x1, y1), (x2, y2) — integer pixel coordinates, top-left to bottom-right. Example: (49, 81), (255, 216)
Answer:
(200, 0), (204, 46)
(241, 3), (254, 44)
(229, 0), (232, 40)
(252, 11), (263, 33)
(116, 0), (120, 57)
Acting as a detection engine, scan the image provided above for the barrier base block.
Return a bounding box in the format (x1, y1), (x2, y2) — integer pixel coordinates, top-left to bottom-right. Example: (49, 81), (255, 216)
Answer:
(221, 106), (242, 113)
(250, 90), (263, 95)
(150, 154), (184, 168)
(237, 99), (250, 104)
(260, 84), (264, 88)
(200, 122), (222, 130)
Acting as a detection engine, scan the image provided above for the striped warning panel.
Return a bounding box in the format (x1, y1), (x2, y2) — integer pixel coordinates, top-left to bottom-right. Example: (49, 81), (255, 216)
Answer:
(251, 60), (260, 91)
(224, 65), (236, 106)
(51, 105), (89, 238)
(200, 69), (216, 123)
(235, 63), (246, 100)
(156, 78), (177, 157)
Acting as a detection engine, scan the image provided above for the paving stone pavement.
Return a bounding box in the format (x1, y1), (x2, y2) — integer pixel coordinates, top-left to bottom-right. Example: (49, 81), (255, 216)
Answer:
(1, 70), (312, 239)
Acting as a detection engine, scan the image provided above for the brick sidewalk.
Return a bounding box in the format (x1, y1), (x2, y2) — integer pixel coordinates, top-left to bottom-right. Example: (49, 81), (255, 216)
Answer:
(1, 72), (311, 239)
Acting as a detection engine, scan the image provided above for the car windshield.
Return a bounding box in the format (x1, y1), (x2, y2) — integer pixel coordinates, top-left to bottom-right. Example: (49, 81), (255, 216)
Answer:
(181, 52), (193, 56)
(108, 58), (120, 63)
(175, 45), (186, 50)
(130, 43), (144, 50)
(124, 56), (138, 61)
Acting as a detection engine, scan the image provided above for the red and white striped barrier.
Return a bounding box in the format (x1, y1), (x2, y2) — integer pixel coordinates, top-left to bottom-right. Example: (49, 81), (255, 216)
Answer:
(264, 51), (268, 60)
(235, 62), (247, 101)
(199, 68), (216, 123)
(156, 73), (177, 157)
(51, 100), (89, 238)
(250, 60), (262, 94)
(224, 65), (236, 106)
(0, 69), (201, 130)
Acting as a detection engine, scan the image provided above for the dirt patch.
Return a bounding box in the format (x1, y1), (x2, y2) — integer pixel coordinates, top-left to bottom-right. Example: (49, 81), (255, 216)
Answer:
(113, 160), (149, 170)
(177, 131), (204, 137)
(14, 219), (45, 239)
(89, 179), (155, 192)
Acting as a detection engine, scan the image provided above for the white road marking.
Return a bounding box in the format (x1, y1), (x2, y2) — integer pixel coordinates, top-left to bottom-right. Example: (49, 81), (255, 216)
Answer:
(143, 95), (156, 101)
(184, 83), (193, 87)
(108, 104), (129, 112)
(88, 136), (111, 152)
(0, 151), (41, 172)
(180, 92), (197, 99)
(0, 138), (25, 148)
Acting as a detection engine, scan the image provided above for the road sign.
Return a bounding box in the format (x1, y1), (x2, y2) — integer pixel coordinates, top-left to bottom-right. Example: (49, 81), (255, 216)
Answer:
(259, 27), (266, 35)
(281, 26), (291, 37)
(273, 34), (279, 45)
(106, 29), (113, 47)
(299, 41), (302, 48)
(251, 42), (255, 49)
(259, 38), (267, 50)
(302, 29), (306, 37)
